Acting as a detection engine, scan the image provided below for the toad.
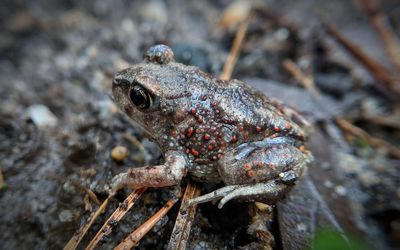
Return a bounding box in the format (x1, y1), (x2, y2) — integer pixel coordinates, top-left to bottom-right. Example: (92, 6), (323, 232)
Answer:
(111, 44), (312, 208)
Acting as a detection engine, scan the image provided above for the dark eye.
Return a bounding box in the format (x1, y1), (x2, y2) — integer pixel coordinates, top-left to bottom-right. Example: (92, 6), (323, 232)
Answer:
(129, 85), (153, 109)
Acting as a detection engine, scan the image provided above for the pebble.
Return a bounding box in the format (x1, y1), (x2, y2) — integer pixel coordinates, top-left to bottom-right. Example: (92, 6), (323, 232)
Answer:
(139, 0), (168, 23)
(219, 0), (251, 29)
(58, 209), (73, 223)
(27, 104), (58, 127)
(296, 223), (307, 232)
(96, 99), (118, 119)
(111, 145), (129, 161)
(172, 44), (211, 71)
(335, 185), (347, 196)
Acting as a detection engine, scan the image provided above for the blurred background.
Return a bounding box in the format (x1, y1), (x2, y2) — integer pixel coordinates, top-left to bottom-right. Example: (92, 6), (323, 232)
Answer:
(0, 0), (399, 249)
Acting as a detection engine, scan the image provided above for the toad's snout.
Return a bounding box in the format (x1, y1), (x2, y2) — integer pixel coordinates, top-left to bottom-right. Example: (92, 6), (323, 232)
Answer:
(112, 77), (130, 89)
(112, 77), (131, 99)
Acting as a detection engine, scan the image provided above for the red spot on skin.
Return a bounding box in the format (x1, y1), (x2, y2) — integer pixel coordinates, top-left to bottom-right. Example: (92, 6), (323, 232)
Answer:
(256, 126), (262, 132)
(208, 144), (213, 150)
(186, 127), (194, 137)
(269, 163), (276, 170)
(245, 163), (251, 170)
(191, 148), (199, 156)
(203, 134), (211, 140)
(238, 124), (244, 132)
(217, 153), (223, 159)
(274, 127), (280, 132)
(231, 135), (238, 143)
(191, 108), (197, 115)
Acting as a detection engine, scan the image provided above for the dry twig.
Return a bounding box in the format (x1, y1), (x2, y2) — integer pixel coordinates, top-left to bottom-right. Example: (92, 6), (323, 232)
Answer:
(361, 114), (400, 129)
(0, 169), (4, 190)
(85, 188), (146, 250)
(220, 20), (249, 81)
(167, 182), (201, 250)
(360, 0), (400, 71)
(63, 196), (111, 250)
(114, 198), (178, 250)
(336, 117), (400, 159)
(283, 59), (320, 96)
(321, 17), (400, 99)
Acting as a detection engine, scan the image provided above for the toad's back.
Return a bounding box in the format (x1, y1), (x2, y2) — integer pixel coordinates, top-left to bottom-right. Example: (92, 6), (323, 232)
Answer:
(177, 75), (309, 182)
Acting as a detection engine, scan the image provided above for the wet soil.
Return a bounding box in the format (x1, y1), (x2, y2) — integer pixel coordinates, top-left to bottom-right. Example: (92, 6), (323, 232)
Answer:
(0, 0), (399, 249)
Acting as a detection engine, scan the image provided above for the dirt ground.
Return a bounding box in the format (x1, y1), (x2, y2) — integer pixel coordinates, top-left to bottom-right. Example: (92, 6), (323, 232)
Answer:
(1, 0), (399, 249)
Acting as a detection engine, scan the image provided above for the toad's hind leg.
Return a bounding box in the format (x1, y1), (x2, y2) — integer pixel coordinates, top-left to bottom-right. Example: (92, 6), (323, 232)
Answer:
(189, 180), (291, 209)
(189, 137), (311, 208)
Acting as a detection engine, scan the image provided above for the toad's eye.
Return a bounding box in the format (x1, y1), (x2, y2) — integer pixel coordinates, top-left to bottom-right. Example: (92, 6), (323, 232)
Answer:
(129, 84), (153, 110)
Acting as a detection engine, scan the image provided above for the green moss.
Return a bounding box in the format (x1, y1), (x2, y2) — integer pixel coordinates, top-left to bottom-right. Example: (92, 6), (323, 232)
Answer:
(312, 228), (372, 250)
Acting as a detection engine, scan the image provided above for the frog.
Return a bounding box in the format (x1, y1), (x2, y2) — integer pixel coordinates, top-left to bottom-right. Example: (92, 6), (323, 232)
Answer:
(111, 44), (313, 208)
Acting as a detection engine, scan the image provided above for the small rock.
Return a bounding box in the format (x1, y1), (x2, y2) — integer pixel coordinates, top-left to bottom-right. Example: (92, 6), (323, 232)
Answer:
(335, 185), (347, 196)
(324, 180), (333, 188)
(139, 0), (168, 23)
(6, 11), (38, 33)
(296, 223), (307, 232)
(111, 145), (129, 161)
(172, 44), (211, 71)
(96, 99), (118, 119)
(58, 209), (73, 223)
(27, 104), (58, 127)
(220, 0), (251, 29)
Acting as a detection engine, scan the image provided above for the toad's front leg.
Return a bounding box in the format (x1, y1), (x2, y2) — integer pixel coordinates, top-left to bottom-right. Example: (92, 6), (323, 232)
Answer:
(110, 152), (187, 195)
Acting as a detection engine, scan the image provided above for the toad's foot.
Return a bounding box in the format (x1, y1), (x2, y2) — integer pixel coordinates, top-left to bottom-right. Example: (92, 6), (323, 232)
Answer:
(110, 152), (187, 195)
(188, 170), (300, 209)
